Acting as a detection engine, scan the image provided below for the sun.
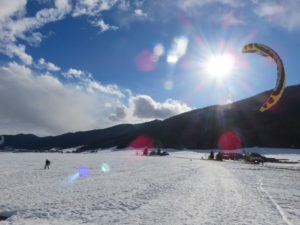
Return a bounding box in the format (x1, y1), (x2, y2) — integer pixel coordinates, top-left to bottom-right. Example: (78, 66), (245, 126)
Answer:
(204, 53), (235, 79)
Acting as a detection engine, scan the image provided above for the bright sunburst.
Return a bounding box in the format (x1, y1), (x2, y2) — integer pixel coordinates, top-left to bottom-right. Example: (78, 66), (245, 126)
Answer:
(204, 53), (235, 79)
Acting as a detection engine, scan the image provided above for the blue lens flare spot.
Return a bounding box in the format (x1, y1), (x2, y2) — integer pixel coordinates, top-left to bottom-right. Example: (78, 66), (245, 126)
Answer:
(79, 165), (89, 177)
(68, 172), (80, 184)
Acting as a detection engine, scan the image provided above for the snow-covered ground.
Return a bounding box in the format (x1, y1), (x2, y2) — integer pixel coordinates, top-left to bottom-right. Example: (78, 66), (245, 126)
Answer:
(0, 148), (299, 225)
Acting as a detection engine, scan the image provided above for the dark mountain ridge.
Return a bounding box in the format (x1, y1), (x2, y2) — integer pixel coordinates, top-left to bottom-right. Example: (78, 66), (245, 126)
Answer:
(1, 84), (300, 151)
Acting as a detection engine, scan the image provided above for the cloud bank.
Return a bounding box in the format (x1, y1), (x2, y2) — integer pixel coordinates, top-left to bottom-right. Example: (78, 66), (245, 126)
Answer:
(0, 62), (191, 135)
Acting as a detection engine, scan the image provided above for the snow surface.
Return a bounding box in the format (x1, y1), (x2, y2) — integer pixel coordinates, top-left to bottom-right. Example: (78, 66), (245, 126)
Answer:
(0, 149), (299, 225)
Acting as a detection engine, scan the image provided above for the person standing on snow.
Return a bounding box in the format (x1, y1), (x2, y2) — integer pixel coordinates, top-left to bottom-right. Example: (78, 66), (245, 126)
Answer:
(44, 159), (51, 169)
(209, 151), (214, 160)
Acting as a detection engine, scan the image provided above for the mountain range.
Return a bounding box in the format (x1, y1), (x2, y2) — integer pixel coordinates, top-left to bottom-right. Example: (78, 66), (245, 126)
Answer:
(1, 84), (300, 152)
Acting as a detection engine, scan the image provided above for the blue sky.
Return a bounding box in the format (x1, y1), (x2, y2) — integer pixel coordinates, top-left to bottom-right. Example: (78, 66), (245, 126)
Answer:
(0, 0), (300, 135)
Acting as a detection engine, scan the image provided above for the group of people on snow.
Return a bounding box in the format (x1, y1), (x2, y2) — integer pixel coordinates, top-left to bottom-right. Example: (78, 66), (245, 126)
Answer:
(137, 148), (169, 156)
(208, 151), (224, 161)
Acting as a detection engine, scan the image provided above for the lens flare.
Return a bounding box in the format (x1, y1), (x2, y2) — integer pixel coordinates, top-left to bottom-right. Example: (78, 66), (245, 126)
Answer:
(101, 163), (110, 173)
(129, 134), (154, 149)
(218, 131), (241, 150)
(164, 80), (173, 90)
(79, 165), (89, 177)
(135, 50), (157, 72)
(153, 43), (164, 59)
(67, 165), (89, 185)
(167, 55), (179, 64)
(167, 36), (189, 65)
(135, 43), (165, 72)
(68, 172), (80, 184)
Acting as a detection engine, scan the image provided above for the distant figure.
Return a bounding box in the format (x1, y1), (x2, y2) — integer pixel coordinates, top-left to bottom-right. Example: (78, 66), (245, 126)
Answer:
(44, 159), (50, 169)
(216, 152), (223, 161)
(209, 151), (214, 160)
(157, 148), (161, 156)
(143, 148), (148, 156)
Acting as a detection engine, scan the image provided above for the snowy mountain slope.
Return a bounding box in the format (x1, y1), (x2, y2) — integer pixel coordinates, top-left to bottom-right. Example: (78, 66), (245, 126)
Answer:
(0, 150), (299, 225)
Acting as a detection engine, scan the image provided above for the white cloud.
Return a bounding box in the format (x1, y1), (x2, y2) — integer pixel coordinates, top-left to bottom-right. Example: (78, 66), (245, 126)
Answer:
(221, 12), (244, 27)
(134, 9), (147, 17)
(0, 62), (192, 135)
(21, 32), (43, 47)
(129, 95), (191, 120)
(255, 1), (300, 31)
(73, 0), (119, 17)
(55, 0), (72, 11)
(177, 0), (300, 31)
(256, 3), (285, 19)
(5, 44), (33, 65)
(73, 1), (120, 32)
(95, 19), (119, 32)
(0, 62), (125, 135)
(0, 0), (72, 64)
(108, 94), (191, 123)
(86, 80), (125, 98)
(38, 58), (61, 71)
(118, 0), (130, 11)
(0, 0), (27, 21)
(63, 68), (87, 79)
(34, 0), (72, 23)
(178, 0), (243, 10)
(109, 105), (127, 121)
(0, 62), (97, 135)
(63, 68), (124, 97)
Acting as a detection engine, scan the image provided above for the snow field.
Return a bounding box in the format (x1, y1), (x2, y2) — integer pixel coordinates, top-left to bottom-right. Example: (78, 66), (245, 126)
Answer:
(0, 149), (299, 225)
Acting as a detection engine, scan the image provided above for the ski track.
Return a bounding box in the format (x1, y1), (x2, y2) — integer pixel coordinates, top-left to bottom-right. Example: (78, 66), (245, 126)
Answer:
(258, 178), (293, 225)
(0, 151), (299, 225)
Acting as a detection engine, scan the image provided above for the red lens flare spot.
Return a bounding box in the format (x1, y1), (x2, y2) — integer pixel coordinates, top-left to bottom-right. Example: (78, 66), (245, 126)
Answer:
(129, 135), (154, 149)
(218, 131), (241, 150)
(135, 50), (157, 72)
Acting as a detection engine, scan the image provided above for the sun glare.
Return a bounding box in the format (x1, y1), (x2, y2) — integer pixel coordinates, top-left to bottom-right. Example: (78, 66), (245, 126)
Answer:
(204, 53), (235, 79)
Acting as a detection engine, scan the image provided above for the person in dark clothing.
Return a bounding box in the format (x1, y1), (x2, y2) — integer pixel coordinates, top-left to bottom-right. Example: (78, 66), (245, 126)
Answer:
(216, 152), (223, 161)
(157, 148), (161, 155)
(44, 159), (50, 169)
(209, 151), (214, 160)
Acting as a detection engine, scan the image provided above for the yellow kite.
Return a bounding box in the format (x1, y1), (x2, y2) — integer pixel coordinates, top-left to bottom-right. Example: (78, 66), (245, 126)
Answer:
(242, 43), (285, 112)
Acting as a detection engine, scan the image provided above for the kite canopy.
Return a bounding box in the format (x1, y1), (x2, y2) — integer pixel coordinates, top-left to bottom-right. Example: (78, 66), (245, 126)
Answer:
(242, 43), (286, 112)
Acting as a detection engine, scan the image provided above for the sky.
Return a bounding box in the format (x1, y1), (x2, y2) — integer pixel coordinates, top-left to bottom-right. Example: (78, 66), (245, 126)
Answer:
(0, 0), (300, 136)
